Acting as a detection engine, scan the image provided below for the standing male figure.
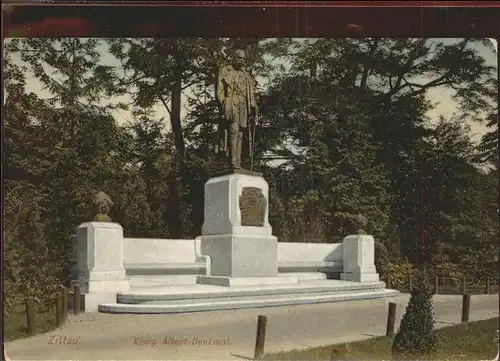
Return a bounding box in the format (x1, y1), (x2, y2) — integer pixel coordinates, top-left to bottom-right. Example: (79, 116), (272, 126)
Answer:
(217, 49), (258, 169)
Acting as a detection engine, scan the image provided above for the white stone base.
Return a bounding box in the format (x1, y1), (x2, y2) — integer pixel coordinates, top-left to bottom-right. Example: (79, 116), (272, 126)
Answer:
(75, 279), (130, 294)
(196, 275), (299, 287)
(82, 292), (119, 312)
(199, 234), (278, 278)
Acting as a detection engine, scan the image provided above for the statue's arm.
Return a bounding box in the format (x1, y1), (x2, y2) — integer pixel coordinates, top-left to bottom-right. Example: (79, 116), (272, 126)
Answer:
(216, 66), (226, 105)
(248, 73), (258, 115)
(250, 76), (258, 108)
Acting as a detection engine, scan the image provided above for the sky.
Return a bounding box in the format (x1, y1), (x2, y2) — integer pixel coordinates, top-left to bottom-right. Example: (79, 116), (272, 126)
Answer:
(7, 38), (498, 144)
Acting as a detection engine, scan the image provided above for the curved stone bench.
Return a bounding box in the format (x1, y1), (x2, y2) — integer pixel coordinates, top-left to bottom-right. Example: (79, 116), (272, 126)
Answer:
(125, 261), (338, 287)
(123, 239), (345, 287)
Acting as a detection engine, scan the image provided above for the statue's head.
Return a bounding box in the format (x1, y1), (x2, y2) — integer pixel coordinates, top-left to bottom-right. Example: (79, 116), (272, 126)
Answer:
(95, 191), (113, 215)
(232, 49), (246, 69)
(98, 202), (109, 214)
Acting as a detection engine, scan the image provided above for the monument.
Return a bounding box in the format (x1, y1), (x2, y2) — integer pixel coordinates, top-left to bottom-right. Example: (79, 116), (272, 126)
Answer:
(196, 49), (294, 287)
(73, 48), (396, 314)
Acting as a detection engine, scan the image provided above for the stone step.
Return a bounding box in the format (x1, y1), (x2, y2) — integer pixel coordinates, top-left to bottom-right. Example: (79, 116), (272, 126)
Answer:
(100, 288), (399, 314)
(117, 279), (388, 304)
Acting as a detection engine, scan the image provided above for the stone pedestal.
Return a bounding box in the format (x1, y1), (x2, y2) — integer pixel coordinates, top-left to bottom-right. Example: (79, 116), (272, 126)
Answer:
(340, 234), (380, 282)
(201, 170), (272, 236)
(73, 222), (129, 311)
(197, 169), (298, 287)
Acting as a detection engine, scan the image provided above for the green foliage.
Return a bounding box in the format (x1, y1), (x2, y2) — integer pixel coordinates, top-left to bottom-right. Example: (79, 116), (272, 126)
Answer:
(4, 181), (62, 314)
(383, 263), (418, 290)
(392, 270), (438, 358)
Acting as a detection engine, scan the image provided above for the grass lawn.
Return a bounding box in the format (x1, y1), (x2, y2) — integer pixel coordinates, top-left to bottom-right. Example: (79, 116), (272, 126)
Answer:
(263, 317), (499, 360)
(4, 308), (57, 342)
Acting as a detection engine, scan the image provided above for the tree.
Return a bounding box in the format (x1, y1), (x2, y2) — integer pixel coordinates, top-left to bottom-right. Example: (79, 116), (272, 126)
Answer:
(263, 49), (393, 242)
(416, 118), (484, 264)
(478, 81), (498, 168)
(4, 38), (135, 287)
(4, 43), (70, 309)
(392, 270), (438, 358)
(479, 112), (498, 168)
(369, 95), (432, 262)
(301, 38), (496, 260)
(476, 53), (496, 168)
(120, 112), (176, 238)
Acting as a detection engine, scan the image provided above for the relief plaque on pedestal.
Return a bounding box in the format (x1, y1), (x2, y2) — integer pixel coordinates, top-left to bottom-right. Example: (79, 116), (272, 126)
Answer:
(239, 187), (267, 227)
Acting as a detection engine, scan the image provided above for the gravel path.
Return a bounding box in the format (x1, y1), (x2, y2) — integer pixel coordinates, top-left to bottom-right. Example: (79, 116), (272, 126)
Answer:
(5, 294), (499, 360)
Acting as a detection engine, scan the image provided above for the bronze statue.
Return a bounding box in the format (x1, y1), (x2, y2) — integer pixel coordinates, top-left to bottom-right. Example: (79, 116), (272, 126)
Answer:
(216, 49), (258, 169)
(93, 191), (114, 222)
(347, 214), (368, 235)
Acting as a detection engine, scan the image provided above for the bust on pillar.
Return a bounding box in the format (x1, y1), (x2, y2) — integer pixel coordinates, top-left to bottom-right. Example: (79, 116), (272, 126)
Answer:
(72, 222), (129, 312)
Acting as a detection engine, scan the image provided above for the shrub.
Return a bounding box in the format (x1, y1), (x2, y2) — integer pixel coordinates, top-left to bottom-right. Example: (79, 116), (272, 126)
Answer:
(430, 262), (463, 280)
(428, 262), (464, 290)
(382, 262), (418, 290)
(392, 269), (438, 359)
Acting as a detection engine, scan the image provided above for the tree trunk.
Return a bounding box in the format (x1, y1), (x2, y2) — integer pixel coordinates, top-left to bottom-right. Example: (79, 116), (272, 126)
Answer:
(170, 74), (185, 158)
(166, 74), (185, 238)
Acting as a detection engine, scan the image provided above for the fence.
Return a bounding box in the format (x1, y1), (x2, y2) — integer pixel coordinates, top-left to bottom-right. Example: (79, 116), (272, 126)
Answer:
(23, 285), (83, 337)
(386, 275), (499, 295)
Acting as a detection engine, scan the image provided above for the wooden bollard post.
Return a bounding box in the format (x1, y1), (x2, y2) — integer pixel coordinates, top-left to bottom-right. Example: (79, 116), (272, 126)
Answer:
(461, 276), (467, 295)
(25, 296), (36, 336)
(56, 293), (63, 327)
(254, 315), (267, 360)
(485, 277), (490, 294)
(330, 348), (337, 361)
(62, 288), (69, 321)
(330, 345), (347, 361)
(461, 294), (470, 323)
(434, 276), (439, 294)
(74, 285), (81, 315)
(387, 274), (392, 289)
(386, 302), (397, 337)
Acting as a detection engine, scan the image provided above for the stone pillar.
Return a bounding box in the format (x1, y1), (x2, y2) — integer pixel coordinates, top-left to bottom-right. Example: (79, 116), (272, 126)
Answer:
(340, 234), (380, 282)
(197, 169), (297, 287)
(201, 170), (273, 236)
(72, 222), (129, 312)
